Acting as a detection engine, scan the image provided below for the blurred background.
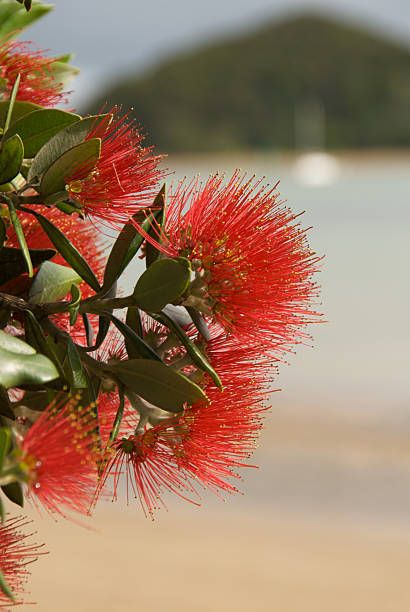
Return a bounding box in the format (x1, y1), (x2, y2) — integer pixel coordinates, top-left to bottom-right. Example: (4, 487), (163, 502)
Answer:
(24, 1), (410, 610)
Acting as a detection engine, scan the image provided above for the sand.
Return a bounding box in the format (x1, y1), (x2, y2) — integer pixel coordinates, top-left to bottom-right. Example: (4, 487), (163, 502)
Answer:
(23, 410), (410, 612)
(26, 506), (410, 612)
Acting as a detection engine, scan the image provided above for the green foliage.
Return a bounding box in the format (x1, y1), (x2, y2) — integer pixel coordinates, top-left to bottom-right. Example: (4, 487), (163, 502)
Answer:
(29, 260), (82, 304)
(0, 134), (24, 183)
(28, 114), (110, 182)
(133, 257), (191, 313)
(90, 15), (410, 151)
(29, 210), (100, 291)
(0, 1), (51, 39)
(0, 330), (59, 388)
(0, 101), (41, 130)
(102, 210), (161, 293)
(39, 137), (101, 196)
(108, 358), (207, 413)
(0, 246), (55, 284)
(6, 109), (80, 158)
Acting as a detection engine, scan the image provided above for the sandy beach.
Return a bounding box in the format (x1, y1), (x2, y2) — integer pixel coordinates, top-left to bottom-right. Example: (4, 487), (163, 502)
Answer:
(24, 410), (410, 612)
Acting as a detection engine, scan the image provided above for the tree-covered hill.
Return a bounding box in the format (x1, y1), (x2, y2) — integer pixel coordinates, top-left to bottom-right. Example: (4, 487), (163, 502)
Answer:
(89, 14), (410, 152)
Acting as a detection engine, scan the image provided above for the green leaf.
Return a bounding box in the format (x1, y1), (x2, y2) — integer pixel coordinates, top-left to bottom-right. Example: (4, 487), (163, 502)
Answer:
(0, 330), (59, 388)
(0, 1), (52, 40)
(3, 73), (21, 133)
(0, 246), (55, 285)
(0, 496), (5, 523)
(0, 428), (11, 472)
(0, 329), (35, 355)
(102, 211), (161, 293)
(6, 109), (80, 158)
(29, 260), (81, 305)
(24, 310), (66, 384)
(5, 197), (32, 277)
(27, 210), (100, 291)
(0, 101), (41, 130)
(110, 314), (161, 361)
(68, 284), (81, 325)
(39, 137), (101, 197)
(29, 114), (111, 182)
(146, 185), (166, 267)
(126, 306), (143, 337)
(81, 313), (94, 347)
(108, 358), (207, 413)
(1, 481), (23, 507)
(66, 338), (87, 389)
(0, 569), (15, 602)
(89, 315), (110, 351)
(133, 257), (191, 313)
(155, 311), (222, 389)
(0, 134), (24, 183)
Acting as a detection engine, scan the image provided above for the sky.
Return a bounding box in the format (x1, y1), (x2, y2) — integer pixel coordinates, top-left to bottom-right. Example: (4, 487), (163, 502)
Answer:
(28, 0), (410, 105)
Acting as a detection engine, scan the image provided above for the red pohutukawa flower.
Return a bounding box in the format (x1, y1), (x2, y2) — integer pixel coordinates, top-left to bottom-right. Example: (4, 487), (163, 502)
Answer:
(95, 430), (196, 518)
(64, 109), (164, 226)
(0, 40), (65, 107)
(143, 172), (321, 355)
(0, 516), (45, 608)
(95, 318), (270, 516)
(19, 396), (99, 518)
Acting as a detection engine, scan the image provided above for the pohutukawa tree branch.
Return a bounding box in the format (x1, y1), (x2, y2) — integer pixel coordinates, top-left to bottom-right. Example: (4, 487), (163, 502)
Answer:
(0, 0), (322, 607)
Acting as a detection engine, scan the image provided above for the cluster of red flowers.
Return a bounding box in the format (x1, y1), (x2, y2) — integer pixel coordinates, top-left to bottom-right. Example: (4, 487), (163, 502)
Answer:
(0, 30), (321, 606)
(0, 517), (44, 608)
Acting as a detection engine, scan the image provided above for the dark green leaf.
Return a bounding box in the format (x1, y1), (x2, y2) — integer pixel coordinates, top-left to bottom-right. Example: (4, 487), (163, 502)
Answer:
(0, 496), (4, 523)
(108, 358), (207, 412)
(66, 338), (87, 389)
(29, 114), (111, 182)
(5, 197), (32, 277)
(146, 185), (165, 267)
(0, 427), (11, 471)
(3, 74), (21, 133)
(133, 257), (191, 313)
(0, 101), (40, 130)
(89, 315), (110, 351)
(102, 210), (161, 293)
(110, 314), (161, 361)
(6, 109), (80, 158)
(0, 246), (55, 285)
(1, 481), (23, 507)
(126, 306), (143, 337)
(109, 385), (125, 443)
(24, 310), (66, 384)
(29, 260), (81, 304)
(0, 330), (59, 388)
(0, 133), (24, 183)
(39, 137), (101, 197)
(28, 210), (100, 291)
(68, 284), (81, 325)
(81, 313), (94, 347)
(155, 311), (222, 389)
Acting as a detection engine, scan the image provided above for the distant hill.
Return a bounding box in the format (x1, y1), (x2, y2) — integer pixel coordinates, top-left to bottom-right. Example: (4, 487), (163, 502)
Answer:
(89, 15), (410, 152)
